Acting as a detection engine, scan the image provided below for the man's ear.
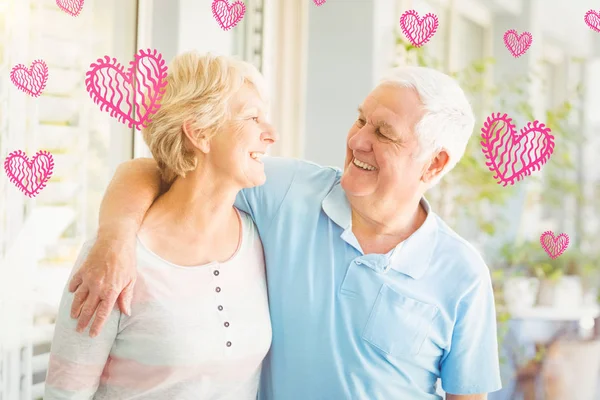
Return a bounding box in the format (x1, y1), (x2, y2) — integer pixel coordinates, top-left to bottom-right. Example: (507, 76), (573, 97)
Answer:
(183, 120), (210, 154)
(422, 149), (449, 183)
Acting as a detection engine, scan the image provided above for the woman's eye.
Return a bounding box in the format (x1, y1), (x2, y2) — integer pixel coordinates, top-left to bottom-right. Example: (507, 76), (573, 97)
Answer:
(356, 119), (365, 126)
(252, 117), (259, 122)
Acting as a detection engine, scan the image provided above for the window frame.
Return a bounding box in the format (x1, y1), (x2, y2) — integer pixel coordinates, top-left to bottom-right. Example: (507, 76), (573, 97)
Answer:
(0, 1), (140, 398)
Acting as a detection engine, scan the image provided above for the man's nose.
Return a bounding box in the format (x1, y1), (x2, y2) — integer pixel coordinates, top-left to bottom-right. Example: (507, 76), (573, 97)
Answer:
(348, 128), (371, 150)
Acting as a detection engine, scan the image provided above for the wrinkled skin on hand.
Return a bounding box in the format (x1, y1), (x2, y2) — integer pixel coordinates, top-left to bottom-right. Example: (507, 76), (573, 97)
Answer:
(68, 236), (137, 337)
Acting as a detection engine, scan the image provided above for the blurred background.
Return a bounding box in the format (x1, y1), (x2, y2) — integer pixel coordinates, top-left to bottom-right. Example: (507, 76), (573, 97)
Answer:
(1, 0), (599, 399)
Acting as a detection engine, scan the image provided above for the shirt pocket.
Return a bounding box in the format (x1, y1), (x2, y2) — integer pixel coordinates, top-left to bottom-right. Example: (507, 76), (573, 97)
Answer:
(362, 284), (438, 358)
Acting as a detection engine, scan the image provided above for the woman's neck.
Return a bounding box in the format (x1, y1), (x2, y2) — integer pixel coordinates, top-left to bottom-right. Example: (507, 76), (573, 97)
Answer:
(141, 167), (240, 241)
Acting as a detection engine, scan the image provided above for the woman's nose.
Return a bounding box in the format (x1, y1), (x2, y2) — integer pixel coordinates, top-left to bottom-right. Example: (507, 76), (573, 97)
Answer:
(262, 123), (278, 143)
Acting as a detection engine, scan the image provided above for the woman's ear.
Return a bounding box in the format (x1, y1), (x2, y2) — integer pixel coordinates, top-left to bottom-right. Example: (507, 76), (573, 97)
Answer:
(183, 120), (210, 154)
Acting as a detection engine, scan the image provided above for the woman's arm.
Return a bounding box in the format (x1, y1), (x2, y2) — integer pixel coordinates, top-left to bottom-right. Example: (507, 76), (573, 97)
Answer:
(68, 158), (163, 337)
(45, 241), (121, 399)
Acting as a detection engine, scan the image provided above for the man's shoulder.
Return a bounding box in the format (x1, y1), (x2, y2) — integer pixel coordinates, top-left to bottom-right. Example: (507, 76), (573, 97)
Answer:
(264, 156), (342, 179)
(237, 157), (342, 224)
(432, 215), (490, 282)
(263, 156), (342, 192)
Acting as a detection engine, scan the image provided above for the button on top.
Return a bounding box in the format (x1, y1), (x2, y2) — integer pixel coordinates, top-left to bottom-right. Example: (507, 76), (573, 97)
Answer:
(226, 341), (232, 347)
(213, 270), (219, 276)
(215, 287), (221, 293)
(224, 322), (230, 327)
(218, 305), (223, 311)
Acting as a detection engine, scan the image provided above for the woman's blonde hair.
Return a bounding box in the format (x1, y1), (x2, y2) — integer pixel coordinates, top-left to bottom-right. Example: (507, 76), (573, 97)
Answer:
(142, 51), (267, 184)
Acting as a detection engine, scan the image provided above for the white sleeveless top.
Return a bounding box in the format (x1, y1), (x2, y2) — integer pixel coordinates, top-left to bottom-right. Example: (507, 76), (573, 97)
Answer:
(45, 210), (272, 399)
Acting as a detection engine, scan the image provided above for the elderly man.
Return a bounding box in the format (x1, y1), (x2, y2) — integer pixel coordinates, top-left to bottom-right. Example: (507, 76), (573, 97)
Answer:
(67, 66), (501, 399)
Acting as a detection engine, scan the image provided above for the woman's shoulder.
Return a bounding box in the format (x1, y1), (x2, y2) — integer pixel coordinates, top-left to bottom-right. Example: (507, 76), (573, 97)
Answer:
(235, 208), (264, 256)
(236, 208), (258, 242)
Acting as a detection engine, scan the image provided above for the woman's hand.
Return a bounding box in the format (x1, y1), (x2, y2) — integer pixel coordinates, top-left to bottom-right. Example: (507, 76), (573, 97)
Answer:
(68, 235), (137, 337)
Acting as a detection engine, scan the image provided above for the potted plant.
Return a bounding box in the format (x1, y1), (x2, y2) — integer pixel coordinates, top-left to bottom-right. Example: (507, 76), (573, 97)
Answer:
(534, 252), (583, 308)
(496, 241), (542, 311)
(579, 255), (600, 306)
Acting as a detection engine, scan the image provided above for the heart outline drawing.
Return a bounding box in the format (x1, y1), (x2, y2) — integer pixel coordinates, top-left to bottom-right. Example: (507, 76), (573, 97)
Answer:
(540, 231), (569, 259)
(4, 150), (54, 198)
(481, 113), (555, 186)
(212, 0), (246, 31)
(503, 29), (533, 58)
(10, 60), (49, 97)
(85, 48), (168, 131)
(399, 10), (439, 48)
(584, 10), (600, 32)
(56, 0), (85, 17)
(313, 0), (326, 5)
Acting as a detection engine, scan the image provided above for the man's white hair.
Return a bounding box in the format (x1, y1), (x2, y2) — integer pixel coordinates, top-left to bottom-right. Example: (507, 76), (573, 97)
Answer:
(379, 66), (475, 182)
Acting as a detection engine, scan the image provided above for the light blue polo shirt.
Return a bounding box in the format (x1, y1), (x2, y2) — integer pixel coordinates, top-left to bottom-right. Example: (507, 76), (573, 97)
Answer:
(235, 157), (502, 400)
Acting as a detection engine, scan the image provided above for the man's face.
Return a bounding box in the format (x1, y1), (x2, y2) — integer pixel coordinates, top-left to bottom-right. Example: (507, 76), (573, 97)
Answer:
(340, 83), (432, 205)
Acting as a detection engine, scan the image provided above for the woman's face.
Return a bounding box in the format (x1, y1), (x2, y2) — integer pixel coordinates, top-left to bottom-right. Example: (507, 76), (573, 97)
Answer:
(205, 83), (277, 189)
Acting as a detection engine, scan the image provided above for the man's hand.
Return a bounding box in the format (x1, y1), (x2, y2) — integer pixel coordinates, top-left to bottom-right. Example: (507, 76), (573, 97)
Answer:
(65, 158), (163, 337)
(68, 235), (137, 337)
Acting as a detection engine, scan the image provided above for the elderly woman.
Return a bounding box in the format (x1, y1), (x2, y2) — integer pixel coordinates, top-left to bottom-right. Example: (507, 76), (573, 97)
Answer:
(44, 52), (276, 399)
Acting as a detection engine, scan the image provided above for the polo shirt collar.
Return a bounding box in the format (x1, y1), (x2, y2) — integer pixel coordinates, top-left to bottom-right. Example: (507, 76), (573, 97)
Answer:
(322, 183), (437, 280)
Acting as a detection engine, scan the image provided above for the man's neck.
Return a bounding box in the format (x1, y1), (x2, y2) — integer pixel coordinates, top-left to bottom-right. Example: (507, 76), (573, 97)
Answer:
(350, 197), (427, 255)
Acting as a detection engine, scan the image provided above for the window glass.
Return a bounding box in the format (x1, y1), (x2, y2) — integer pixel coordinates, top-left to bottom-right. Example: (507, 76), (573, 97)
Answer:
(0, 0), (138, 398)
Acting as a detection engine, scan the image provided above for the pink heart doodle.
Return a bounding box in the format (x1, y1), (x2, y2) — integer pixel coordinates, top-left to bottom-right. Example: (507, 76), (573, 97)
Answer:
(56, 0), (84, 17)
(4, 150), (54, 198)
(212, 0), (246, 31)
(540, 231), (569, 259)
(584, 10), (600, 33)
(399, 10), (439, 47)
(10, 60), (48, 97)
(481, 113), (555, 186)
(313, 0), (326, 5)
(85, 49), (168, 130)
(503, 29), (532, 58)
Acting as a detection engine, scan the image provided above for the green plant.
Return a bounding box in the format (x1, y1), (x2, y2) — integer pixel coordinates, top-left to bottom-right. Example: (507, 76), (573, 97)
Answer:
(497, 238), (597, 282)
(533, 261), (564, 281)
(579, 254), (600, 293)
(496, 241), (544, 271)
(496, 238), (594, 282)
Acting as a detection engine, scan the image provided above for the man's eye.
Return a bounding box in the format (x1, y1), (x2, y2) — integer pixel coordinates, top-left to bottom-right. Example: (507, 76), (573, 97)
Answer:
(251, 117), (259, 122)
(376, 130), (394, 142)
(356, 118), (365, 126)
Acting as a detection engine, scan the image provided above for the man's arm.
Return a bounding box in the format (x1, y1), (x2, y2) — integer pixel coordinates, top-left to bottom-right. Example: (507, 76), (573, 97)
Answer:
(45, 241), (120, 399)
(71, 155), (301, 337)
(68, 158), (162, 337)
(439, 269), (502, 395)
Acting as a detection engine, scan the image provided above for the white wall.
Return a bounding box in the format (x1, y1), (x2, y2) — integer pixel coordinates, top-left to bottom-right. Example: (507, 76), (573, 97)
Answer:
(303, 0), (397, 168)
(137, 0), (237, 67)
(539, 0), (598, 57)
(148, 0), (180, 63)
(177, 0), (235, 55)
(372, 0), (400, 88)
